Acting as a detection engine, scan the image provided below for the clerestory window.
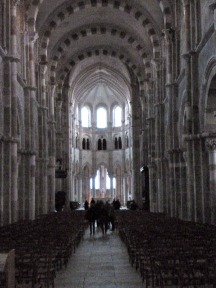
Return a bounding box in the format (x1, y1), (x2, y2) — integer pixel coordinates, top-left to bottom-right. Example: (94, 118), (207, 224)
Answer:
(113, 106), (122, 127)
(81, 106), (91, 127)
(97, 107), (107, 128)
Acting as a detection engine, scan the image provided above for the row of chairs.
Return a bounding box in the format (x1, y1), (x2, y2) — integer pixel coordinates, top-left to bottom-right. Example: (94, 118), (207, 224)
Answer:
(117, 211), (216, 287)
(0, 210), (86, 288)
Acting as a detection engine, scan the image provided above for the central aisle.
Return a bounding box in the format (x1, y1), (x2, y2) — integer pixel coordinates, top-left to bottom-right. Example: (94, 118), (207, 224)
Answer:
(54, 226), (144, 288)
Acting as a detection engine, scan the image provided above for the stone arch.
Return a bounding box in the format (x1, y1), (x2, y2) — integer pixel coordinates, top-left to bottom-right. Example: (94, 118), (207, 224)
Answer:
(26, 0), (44, 33)
(37, 0), (161, 63)
(204, 75), (216, 133)
(49, 24), (150, 77)
(50, 47), (146, 93)
(200, 57), (216, 133)
(70, 62), (131, 106)
(158, 0), (173, 29)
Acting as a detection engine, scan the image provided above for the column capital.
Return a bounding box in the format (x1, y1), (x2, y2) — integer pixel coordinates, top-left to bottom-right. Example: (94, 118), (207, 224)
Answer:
(206, 138), (216, 151)
(12, 0), (20, 6)
(28, 32), (38, 43)
(162, 28), (175, 44)
(182, 0), (190, 7)
(18, 149), (37, 155)
(4, 55), (20, 63)
(39, 64), (48, 75)
(24, 85), (37, 91)
(209, 2), (216, 11)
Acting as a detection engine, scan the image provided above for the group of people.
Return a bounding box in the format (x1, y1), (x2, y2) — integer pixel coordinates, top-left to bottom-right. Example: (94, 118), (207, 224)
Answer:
(84, 198), (121, 235)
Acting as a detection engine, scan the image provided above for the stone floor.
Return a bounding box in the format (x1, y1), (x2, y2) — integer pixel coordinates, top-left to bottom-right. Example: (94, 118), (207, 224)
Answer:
(54, 226), (144, 288)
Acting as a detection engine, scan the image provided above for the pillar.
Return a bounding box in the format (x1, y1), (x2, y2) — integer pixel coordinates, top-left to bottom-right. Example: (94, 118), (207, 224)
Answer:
(131, 83), (142, 204)
(37, 63), (49, 215)
(46, 83), (56, 212)
(205, 138), (216, 224)
(1, 0), (20, 224)
(23, 31), (37, 220)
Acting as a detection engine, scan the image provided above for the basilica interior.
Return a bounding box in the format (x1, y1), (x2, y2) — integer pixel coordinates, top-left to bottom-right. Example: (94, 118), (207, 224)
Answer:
(2, 1), (216, 287)
(0, 0), (216, 227)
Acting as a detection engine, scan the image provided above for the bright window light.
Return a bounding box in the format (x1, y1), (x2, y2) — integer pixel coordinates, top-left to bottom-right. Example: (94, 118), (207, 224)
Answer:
(97, 107), (107, 128)
(113, 106), (122, 127)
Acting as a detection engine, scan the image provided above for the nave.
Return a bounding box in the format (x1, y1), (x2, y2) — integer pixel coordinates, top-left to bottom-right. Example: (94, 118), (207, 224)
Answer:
(55, 211), (216, 288)
(1, 210), (216, 287)
(55, 226), (144, 288)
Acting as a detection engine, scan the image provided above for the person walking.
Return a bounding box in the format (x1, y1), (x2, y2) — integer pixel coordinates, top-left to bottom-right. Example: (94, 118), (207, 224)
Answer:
(98, 202), (109, 235)
(85, 203), (96, 235)
(84, 200), (89, 210)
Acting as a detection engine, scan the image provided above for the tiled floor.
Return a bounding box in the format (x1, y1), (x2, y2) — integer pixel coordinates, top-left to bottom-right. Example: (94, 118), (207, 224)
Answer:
(54, 226), (144, 288)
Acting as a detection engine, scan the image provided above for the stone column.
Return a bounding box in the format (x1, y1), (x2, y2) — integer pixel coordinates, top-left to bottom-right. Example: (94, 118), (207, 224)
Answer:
(116, 174), (121, 202)
(131, 83), (142, 204)
(110, 175), (114, 200)
(148, 163), (157, 212)
(206, 138), (216, 224)
(163, 28), (176, 217)
(92, 176), (96, 198)
(47, 85), (56, 213)
(56, 99), (62, 158)
(24, 32), (37, 220)
(1, 0), (20, 225)
(78, 175), (82, 204)
(0, 137), (4, 225)
(153, 59), (164, 213)
(10, 2), (20, 223)
(182, 0), (194, 221)
(37, 64), (49, 215)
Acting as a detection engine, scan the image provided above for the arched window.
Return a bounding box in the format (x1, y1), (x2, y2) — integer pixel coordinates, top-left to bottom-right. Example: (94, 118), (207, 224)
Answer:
(98, 138), (107, 150)
(113, 106), (122, 127)
(103, 139), (107, 150)
(98, 139), (102, 150)
(81, 106), (91, 127)
(82, 138), (90, 150)
(115, 137), (118, 149)
(114, 136), (122, 149)
(118, 137), (122, 149)
(82, 138), (86, 149)
(97, 107), (107, 128)
(87, 138), (90, 150)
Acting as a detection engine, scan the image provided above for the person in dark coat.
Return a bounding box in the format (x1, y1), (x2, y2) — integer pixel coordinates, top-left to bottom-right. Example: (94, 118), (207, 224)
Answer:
(98, 203), (109, 235)
(90, 198), (96, 205)
(85, 203), (96, 235)
(84, 200), (89, 210)
(113, 198), (121, 210)
(130, 200), (138, 210)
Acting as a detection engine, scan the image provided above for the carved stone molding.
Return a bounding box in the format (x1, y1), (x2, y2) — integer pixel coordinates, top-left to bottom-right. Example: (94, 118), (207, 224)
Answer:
(17, 149), (36, 155)
(206, 138), (216, 151)
(182, 0), (190, 7)
(28, 32), (39, 43)
(12, 0), (21, 6)
(162, 28), (175, 44)
(39, 64), (48, 75)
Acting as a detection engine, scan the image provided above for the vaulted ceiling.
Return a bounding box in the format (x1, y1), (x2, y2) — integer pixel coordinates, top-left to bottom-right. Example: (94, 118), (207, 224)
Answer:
(27, 0), (173, 102)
